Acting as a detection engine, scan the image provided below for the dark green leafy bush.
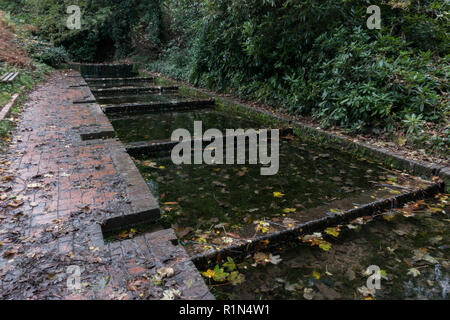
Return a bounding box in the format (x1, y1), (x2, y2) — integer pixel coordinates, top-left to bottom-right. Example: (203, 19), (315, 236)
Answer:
(25, 40), (70, 67)
(151, 0), (449, 133)
(1, 0), (164, 62)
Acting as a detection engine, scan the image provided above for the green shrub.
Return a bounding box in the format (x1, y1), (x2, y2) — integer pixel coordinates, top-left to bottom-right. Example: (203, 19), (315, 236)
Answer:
(150, 0), (448, 133)
(1, 0), (164, 62)
(25, 40), (70, 67)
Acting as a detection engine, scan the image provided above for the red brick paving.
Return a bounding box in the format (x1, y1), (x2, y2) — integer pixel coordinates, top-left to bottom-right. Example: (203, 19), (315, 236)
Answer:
(0, 70), (213, 300)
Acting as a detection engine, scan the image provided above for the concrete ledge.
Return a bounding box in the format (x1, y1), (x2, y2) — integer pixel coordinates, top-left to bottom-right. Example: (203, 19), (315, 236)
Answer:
(126, 128), (293, 158)
(86, 76), (154, 83)
(78, 102), (116, 140)
(439, 168), (450, 193)
(0, 93), (19, 121)
(102, 99), (216, 115)
(103, 140), (160, 233)
(91, 86), (178, 96)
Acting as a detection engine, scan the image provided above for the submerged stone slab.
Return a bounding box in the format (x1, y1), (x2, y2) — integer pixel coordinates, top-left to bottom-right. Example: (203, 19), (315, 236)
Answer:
(86, 76), (154, 83)
(95, 92), (205, 105)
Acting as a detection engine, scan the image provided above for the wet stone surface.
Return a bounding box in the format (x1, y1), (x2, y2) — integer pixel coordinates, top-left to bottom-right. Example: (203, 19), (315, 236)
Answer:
(0, 71), (212, 300)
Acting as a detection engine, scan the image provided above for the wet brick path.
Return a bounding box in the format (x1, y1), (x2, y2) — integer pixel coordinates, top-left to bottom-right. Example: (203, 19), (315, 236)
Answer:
(0, 71), (213, 300)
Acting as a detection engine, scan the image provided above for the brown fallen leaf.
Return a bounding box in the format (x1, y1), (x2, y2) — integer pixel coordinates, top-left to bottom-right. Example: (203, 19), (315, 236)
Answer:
(1, 176), (14, 183)
(8, 199), (24, 208)
(3, 250), (16, 258)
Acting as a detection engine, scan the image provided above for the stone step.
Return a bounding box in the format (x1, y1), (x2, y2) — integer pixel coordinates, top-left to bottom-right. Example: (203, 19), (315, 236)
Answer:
(125, 128), (293, 158)
(86, 76), (154, 83)
(91, 86), (178, 96)
(102, 99), (215, 114)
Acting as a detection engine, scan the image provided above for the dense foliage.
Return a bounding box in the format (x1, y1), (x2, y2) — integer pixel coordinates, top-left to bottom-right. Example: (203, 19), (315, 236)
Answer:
(0, 0), (164, 61)
(151, 0), (448, 135)
(1, 0), (448, 145)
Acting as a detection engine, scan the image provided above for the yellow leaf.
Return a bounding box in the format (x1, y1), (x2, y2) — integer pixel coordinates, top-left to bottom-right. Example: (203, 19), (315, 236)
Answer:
(325, 227), (340, 238)
(273, 192), (285, 198)
(202, 269), (215, 279)
(319, 242), (332, 251)
(428, 207), (443, 213)
(312, 271), (321, 280)
(283, 208), (296, 213)
(329, 208), (342, 214)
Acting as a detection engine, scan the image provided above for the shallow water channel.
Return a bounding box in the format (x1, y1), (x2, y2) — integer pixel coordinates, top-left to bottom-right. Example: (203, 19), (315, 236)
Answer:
(87, 74), (447, 300)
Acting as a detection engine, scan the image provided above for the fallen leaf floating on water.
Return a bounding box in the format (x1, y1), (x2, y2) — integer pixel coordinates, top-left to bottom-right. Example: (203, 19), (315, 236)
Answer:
(407, 268), (421, 278)
(428, 207), (443, 213)
(303, 288), (315, 300)
(255, 221), (270, 233)
(228, 271), (245, 285)
(142, 160), (157, 167)
(299, 233), (332, 251)
(273, 192), (285, 198)
(357, 285), (376, 297)
(252, 252), (282, 266)
(319, 242), (332, 251)
(325, 227), (341, 238)
(412, 249), (438, 264)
